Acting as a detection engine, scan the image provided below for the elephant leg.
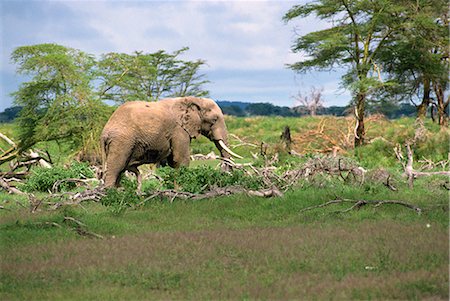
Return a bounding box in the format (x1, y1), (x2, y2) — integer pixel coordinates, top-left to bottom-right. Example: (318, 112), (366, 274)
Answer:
(128, 165), (142, 193)
(104, 143), (132, 188)
(169, 130), (191, 168)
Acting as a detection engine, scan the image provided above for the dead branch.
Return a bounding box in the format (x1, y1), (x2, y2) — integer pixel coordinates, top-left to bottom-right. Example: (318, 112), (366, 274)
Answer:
(63, 216), (87, 227)
(190, 151), (218, 161)
(29, 194), (42, 213)
(52, 178), (98, 193)
(418, 157), (450, 171)
(27, 149), (52, 168)
(397, 143), (450, 188)
(21, 188), (106, 212)
(291, 117), (353, 155)
(0, 171), (28, 179)
(299, 198), (422, 214)
(0, 132), (17, 147)
(140, 186), (283, 206)
(0, 132), (52, 168)
(0, 177), (26, 195)
(34, 221), (63, 228)
(47, 188), (106, 210)
(229, 134), (258, 148)
(385, 175), (397, 191)
(62, 216), (103, 239)
(280, 126), (292, 153)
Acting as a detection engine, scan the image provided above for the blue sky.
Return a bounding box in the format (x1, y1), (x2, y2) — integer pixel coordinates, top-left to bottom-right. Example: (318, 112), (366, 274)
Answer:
(0, 0), (350, 111)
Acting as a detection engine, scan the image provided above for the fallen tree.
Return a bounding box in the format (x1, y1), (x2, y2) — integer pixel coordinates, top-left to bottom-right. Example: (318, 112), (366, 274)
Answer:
(394, 143), (450, 188)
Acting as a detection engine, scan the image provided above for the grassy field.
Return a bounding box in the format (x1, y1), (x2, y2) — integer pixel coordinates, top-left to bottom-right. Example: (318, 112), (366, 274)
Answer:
(0, 116), (449, 300)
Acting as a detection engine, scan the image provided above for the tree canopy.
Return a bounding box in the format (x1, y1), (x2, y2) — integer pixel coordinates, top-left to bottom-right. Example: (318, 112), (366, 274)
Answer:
(97, 48), (209, 103)
(377, 0), (448, 125)
(11, 44), (107, 151)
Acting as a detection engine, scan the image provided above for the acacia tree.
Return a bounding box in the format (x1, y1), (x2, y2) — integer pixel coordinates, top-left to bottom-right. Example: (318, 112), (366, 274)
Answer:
(97, 47), (209, 103)
(11, 44), (109, 152)
(378, 1), (448, 127)
(284, 0), (407, 146)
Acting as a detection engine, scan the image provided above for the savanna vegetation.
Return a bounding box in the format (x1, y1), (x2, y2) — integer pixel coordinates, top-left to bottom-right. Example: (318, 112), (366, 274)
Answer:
(1, 0), (449, 300)
(1, 114), (449, 300)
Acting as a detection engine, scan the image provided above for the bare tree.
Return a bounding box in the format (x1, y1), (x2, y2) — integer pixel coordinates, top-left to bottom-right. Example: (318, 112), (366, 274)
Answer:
(293, 86), (325, 116)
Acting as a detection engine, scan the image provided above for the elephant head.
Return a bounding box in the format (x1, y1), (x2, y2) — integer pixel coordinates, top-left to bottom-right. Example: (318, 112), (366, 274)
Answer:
(174, 97), (242, 159)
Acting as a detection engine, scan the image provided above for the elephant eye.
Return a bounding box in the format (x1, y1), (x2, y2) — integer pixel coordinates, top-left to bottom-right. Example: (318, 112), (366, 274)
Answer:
(206, 117), (217, 124)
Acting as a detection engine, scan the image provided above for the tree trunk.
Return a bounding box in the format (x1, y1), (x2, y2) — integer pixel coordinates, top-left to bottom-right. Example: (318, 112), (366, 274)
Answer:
(354, 93), (365, 147)
(280, 126), (292, 153)
(433, 81), (449, 128)
(437, 103), (448, 128)
(430, 104), (436, 123)
(416, 78), (431, 120)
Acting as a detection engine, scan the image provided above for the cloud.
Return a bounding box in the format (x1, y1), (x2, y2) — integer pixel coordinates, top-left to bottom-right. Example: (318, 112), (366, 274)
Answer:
(60, 0), (320, 70)
(0, 0), (348, 111)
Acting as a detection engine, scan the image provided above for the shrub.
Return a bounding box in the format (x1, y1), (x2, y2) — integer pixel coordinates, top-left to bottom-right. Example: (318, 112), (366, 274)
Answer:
(22, 162), (94, 192)
(155, 166), (264, 194)
(101, 187), (142, 215)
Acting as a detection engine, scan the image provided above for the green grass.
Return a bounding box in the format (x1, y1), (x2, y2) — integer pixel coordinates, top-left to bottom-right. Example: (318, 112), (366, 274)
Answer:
(1, 177), (448, 300)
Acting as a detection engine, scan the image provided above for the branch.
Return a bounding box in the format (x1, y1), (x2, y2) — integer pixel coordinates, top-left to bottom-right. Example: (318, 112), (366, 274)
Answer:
(0, 177), (26, 195)
(399, 143), (450, 188)
(341, 0), (360, 63)
(52, 178), (98, 193)
(139, 186), (283, 206)
(300, 198), (422, 214)
(0, 132), (17, 147)
(99, 67), (130, 98)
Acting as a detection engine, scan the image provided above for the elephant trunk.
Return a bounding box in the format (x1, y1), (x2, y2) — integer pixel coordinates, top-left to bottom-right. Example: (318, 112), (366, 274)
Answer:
(210, 120), (242, 160)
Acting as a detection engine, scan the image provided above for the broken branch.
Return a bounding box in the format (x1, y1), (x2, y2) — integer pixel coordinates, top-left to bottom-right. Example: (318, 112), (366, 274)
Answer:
(299, 198), (422, 214)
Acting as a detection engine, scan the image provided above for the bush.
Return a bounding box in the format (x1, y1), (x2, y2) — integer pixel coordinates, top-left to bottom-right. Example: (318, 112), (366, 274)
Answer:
(155, 166), (264, 194)
(22, 162), (94, 192)
(101, 187), (142, 215)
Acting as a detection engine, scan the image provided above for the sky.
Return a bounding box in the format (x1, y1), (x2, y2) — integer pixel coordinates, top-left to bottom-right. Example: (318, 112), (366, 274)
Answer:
(0, 0), (350, 112)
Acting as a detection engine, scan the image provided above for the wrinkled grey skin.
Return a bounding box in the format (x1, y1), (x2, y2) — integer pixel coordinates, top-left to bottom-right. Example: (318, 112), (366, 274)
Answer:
(101, 97), (231, 188)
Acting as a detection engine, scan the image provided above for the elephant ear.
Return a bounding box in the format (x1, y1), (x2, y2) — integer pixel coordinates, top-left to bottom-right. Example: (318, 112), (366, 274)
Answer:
(175, 99), (202, 139)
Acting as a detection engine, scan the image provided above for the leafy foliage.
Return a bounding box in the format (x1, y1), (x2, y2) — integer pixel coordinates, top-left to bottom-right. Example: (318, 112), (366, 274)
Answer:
(22, 162), (94, 192)
(156, 166), (264, 194)
(101, 187), (141, 215)
(11, 44), (110, 153)
(97, 48), (209, 103)
(377, 0), (448, 124)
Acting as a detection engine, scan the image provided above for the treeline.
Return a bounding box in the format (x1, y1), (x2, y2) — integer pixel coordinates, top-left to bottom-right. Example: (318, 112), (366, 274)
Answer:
(1, 101), (419, 124)
(0, 106), (22, 123)
(218, 101), (417, 119)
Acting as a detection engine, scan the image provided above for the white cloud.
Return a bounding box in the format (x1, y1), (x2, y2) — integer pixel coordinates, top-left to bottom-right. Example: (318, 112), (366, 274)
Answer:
(61, 0), (324, 70)
(1, 0), (349, 110)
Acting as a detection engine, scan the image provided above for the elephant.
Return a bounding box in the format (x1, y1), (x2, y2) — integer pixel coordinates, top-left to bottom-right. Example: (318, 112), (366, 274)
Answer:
(100, 96), (242, 189)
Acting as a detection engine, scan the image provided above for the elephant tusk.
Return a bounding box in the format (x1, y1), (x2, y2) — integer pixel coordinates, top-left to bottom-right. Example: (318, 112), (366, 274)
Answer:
(218, 140), (243, 159)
